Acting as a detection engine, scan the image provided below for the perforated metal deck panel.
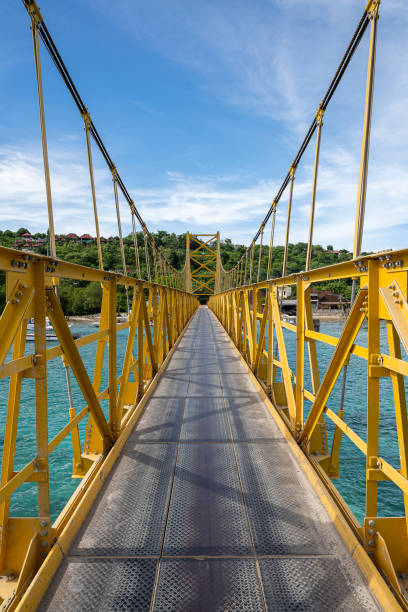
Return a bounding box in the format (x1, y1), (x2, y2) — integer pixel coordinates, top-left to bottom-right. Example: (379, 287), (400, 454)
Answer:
(163, 442), (253, 556)
(235, 441), (328, 555)
(71, 442), (178, 556)
(40, 558), (157, 612)
(180, 397), (231, 441)
(225, 396), (283, 442)
(41, 307), (382, 611)
(259, 557), (378, 611)
(129, 398), (186, 442)
(154, 559), (264, 612)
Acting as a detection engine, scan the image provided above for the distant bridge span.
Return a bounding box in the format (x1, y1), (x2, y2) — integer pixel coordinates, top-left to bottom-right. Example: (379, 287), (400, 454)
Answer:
(1, 0), (407, 610)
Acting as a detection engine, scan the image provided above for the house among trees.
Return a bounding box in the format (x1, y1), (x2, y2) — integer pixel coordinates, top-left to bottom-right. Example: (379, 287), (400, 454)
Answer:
(66, 233), (78, 241)
(100, 236), (107, 243)
(310, 290), (349, 312)
(80, 233), (93, 243)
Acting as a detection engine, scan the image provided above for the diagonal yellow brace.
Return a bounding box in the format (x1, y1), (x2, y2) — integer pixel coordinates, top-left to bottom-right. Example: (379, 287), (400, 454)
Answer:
(0, 281), (34, 367)
(299, 289), (367, 444)
(117, 290), (142, 413)
(243, 292), (254, 362)
(163, 290), (173, 349)
(386, 320), (408, 523)
(271, 289), (297, 429)
(380, 281), (408, 355)
(193, 279), (214, 293)
(140, 294), (157, 375)
(46, 288), (114, 448)
(190, 257), (217, 273)
(253, 294), (269, 372)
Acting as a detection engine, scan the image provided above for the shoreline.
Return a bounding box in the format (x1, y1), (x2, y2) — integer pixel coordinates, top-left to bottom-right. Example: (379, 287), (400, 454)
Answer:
(314, 312), (348, 321)
(67, 311), (348, 325)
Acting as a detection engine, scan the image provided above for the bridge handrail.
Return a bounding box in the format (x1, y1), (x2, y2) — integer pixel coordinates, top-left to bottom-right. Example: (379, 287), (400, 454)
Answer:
(209, 247), (408, 606)
(0, 244), (198, 607)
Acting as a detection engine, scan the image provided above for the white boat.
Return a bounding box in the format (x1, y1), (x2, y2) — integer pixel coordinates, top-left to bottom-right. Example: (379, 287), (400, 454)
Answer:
(26, 318), (78, 342)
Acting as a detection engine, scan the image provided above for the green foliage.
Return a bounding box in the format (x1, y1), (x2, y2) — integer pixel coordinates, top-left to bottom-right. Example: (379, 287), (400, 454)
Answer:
(0, 229), (354, 312)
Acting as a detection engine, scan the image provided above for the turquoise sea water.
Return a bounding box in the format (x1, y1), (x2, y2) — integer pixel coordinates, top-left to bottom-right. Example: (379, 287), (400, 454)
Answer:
(280, 320), (405, 523)
(0, 320), (404, 525)
(0, 322), (131, 522)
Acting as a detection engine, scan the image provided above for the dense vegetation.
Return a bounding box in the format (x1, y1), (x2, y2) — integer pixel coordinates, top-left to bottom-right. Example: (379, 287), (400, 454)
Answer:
(0, 228), (354, 313)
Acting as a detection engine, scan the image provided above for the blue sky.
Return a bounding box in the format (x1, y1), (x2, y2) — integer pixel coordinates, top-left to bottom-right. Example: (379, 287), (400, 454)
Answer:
(1, 0), (407, 251)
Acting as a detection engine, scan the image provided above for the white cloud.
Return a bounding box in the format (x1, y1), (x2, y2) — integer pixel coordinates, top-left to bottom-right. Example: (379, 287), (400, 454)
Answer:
(2, 136), (407, 253)
(2, 1), (408, 256)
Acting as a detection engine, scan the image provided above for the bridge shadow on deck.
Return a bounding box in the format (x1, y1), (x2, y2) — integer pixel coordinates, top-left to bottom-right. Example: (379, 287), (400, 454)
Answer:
(40, 307), (381, 612)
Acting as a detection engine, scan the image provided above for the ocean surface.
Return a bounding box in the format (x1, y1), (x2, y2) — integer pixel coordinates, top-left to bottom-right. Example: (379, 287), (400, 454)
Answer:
(0, 319), (404, 525)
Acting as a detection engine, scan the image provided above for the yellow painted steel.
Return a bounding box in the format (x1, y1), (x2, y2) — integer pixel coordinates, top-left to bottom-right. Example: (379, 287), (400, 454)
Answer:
(0, 246), (198, 609)
(209, 250), (408, 608)
(187, 232), (221, 298)
(4, 0), (406, 609)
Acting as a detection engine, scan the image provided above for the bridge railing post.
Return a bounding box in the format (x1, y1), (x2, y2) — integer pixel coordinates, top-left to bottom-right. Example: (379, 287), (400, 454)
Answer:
(295, 278), (305, 434)
(366, 259), (380, 519)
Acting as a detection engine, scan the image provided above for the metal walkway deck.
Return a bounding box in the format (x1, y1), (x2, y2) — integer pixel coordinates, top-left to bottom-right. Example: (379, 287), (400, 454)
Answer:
(40, 307), (381, 611)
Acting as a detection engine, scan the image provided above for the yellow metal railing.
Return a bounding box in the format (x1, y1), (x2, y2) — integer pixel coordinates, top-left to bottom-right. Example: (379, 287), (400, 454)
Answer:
(209, 250), (408, 605)
(0, 245), (198, 609)
(185, 232), (221, 298)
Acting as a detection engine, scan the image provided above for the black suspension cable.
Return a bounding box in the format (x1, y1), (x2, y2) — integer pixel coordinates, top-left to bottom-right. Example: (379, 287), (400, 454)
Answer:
(23, 0), (175, 271)
(251, 10), (370, 244)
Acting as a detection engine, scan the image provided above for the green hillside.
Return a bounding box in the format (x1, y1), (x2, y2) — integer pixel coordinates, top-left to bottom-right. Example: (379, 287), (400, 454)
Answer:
(0, 228), (354, 314)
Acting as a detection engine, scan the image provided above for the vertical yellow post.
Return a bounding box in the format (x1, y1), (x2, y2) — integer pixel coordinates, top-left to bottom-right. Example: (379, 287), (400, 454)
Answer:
(267, 287), (273, 396)
(257, 226), (264, 283)
(386, 321), (408, 525)
(108, 277), (118, 437)
(296, 277), (305, 433)
(137, 290), (145, 400)
(131, 207), (141, 278)
(0, 319), (27, 567)
(249, 242), (255, 285)
(117, 288), (141, 415)
(353, 0), (380, 259)
(62, 357), (84, 475)
(282, 166), (295, 277)
(152, 249), (159, 284)
(214, 232), (221, 294)
(34, 261), (50, 518)
(305, 107), (324, 272)
(30, 6), (56, 259)
(83, 110), (103, 270)
(112, 168), (128, 277)
(267, 201), (277, 280)
(143, 228), (151, 282)
(366, 259), (379, 518)
(152, 287), (159, 362)
(251, 288), (258, 370)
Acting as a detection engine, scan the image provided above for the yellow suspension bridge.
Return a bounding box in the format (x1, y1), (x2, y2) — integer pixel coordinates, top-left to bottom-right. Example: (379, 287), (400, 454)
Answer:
(1, 0), (407, 609)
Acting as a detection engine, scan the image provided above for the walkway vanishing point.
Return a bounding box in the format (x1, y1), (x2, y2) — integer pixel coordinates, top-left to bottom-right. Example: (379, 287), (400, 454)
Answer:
(5, 1), (408, 609)
(40, 308), (380, 611)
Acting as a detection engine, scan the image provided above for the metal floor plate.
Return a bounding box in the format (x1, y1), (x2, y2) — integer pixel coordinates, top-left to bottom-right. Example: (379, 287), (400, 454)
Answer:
(180, 397), (231, 441)
(40, 558), (157, 612)
(129, 397), (185, 442)
(259, 557), (378, 611)
(188, 373), (224, 397)
(225, 396), (282, 442)
(235, 442), (328, 555)
(221, 372), (257, 396)
(72, 442), (177, 556)
(154, 558), (264, 612)
(163, 443), (253, 556)
(150, 372), (191, 398)
(41, 308), (383, 611)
